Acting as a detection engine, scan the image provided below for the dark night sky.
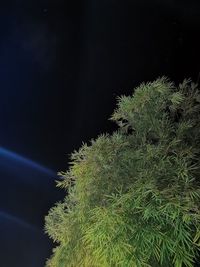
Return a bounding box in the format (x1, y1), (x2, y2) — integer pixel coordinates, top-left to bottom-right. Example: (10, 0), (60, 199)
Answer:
(0, 1), (200, 266)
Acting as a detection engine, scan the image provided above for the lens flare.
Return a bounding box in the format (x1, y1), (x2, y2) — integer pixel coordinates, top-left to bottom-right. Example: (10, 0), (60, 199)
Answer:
(0, 210), (39, 231)
(0, 146), (55, 176)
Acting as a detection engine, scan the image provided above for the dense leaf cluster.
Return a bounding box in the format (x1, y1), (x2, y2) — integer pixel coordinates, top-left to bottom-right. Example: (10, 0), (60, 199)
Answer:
(45, 77), (200, 267)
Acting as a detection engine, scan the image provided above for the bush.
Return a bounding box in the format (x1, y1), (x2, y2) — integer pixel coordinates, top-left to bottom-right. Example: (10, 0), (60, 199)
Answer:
(45, 77), (200, 267)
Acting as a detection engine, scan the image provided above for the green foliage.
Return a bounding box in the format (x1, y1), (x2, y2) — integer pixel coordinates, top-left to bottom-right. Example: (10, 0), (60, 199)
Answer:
(45, 77), (200, 267)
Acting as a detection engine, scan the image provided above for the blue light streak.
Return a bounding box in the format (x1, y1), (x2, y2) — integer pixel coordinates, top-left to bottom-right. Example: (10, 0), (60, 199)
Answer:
(0, 146), (55, 176)
(0, 210), (39, 232)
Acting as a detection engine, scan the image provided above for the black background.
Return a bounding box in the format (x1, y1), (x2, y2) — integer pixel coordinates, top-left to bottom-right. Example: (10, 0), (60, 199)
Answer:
(0, 1), (200, 266)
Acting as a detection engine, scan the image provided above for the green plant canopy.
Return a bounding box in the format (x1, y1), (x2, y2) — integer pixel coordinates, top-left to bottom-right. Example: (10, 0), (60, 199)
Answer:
(45, 77), (200, 267)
